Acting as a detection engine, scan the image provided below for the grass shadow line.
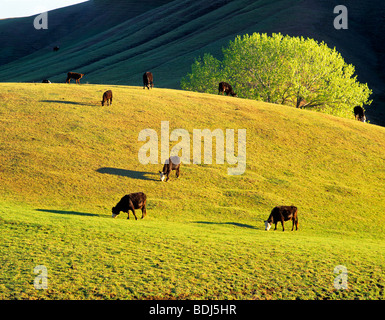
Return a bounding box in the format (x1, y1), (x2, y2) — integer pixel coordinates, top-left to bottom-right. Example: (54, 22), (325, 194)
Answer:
(97, 167), (158, 181)
(194, 221), (257, 229)
(39, 100), (94, 106)
(36, 209), (98, 217)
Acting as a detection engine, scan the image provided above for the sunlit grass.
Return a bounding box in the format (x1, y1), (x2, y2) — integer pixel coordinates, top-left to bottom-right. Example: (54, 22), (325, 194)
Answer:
(1, 83), (385, 299)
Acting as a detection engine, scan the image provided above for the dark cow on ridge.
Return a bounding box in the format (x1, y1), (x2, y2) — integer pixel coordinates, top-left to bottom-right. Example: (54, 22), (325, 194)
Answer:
(265, 206), (298, 231)
(354, 106), (366, 122)
(66, 72), (84, 84)
(143, 72), (154, 89)
(101, 90), (113, 106)
(112, 192), (147, 220)
(218, 82), (237, 97)
(53, 46), (60, 52)
(42, 79), (51, 83)
(159, 156), (180, 182)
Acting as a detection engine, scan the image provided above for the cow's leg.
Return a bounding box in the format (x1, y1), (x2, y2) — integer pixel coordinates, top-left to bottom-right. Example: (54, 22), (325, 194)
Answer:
(129, 206), (138, 220)
(281, 220), (285, 231)
(176, 167), (180, 178)
(274, 223), (277, 230)
(141, 205), (146, 219)
(291, 219), (294, 231)
(166, 172), (170, 182)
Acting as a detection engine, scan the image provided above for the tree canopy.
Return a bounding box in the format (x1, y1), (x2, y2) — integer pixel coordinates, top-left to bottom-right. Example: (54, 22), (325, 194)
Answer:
(181, 33), (372, 118)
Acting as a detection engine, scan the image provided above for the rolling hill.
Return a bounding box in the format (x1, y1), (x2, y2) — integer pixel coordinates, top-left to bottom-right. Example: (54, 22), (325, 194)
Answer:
(2, 0), (385, 300)
(1, 83), (385, 299)
(1, 0), (385, 125)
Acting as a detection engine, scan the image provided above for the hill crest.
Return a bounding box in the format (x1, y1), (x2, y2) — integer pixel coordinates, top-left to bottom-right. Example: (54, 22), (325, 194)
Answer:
(0, 0), (385, 125)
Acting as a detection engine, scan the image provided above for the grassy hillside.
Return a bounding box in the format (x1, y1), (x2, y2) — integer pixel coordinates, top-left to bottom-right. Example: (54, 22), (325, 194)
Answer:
(1, 0), (385, 125)
(1, 83), (385, 299)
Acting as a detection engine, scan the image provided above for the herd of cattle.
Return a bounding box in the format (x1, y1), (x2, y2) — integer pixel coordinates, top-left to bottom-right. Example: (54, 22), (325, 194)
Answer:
(47, 71), (367, 122)
(111, 151), (298, 231)
(40, 70), (368, 230)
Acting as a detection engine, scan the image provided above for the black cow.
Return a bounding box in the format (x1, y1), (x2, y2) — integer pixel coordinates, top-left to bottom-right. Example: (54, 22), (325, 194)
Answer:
(112, 192), (147, 220)
(265, 206), (298, 231)
(53, 46), (60, 52)
(66, 72), (84, 84)
(101, 90), (113, 106)
(143, 72), (154, 89)
(42, 79), (51, 83)
(218, 82), (237, 97)
(159, 156), (180, 182)
(354, 106), (366, 122)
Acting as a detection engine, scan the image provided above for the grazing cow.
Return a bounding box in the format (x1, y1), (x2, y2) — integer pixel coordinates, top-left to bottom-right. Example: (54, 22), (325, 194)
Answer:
(354, 106), (366, 122)
(112, 192), (147, 220)
(66, 72), (84, 84)
(265, 206), (298, 231)
(53, 46), (60, 52)
(296, 96), (308, 108)
(101, 90), (113, 106)
(143, 72), (154, 89)
(218, 82), (237, 97)
(42, 79), (51, 83)
(159, 156), (180, 182)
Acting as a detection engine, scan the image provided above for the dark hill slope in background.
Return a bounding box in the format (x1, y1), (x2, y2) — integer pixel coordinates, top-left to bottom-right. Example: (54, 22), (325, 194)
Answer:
(1, 0), (385, 125)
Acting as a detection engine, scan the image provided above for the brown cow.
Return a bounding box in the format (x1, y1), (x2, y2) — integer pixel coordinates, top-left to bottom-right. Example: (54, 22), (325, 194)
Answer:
(112, 192), (147, 220)
(265, 206), (298, 231)
(101, 90), (112, 106)
(218, 82), (237, 97)
(354, 106), (366, 122)
(159, 156), (180, 182)
(143, 72), (154, 89)
(66, 72), (84, 84)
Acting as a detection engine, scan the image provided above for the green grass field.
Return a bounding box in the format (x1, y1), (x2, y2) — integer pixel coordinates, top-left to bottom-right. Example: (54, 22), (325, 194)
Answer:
(1, 83), (385, 299)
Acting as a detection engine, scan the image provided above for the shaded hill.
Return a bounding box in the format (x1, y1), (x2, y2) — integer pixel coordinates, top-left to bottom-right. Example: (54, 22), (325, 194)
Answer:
(1, 0), (385, 124)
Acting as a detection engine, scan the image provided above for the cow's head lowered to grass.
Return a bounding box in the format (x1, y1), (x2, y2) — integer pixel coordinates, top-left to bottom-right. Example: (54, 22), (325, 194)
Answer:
(159, 171), (167, 182)
(111, 206), (120, 218)
(264, 220), (272, 231)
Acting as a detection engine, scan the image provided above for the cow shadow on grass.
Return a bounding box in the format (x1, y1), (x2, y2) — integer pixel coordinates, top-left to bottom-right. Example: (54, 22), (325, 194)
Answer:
(194, 221), (257, 229)
(39, 100), (94, 107)
(96, 167), (158, 181)
(36, 209), (98, 217)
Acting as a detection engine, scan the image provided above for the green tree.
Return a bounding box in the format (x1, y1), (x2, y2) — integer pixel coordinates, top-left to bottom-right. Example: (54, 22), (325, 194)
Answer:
(181, 33), (372, 118)
(180, 53), (221, 94)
